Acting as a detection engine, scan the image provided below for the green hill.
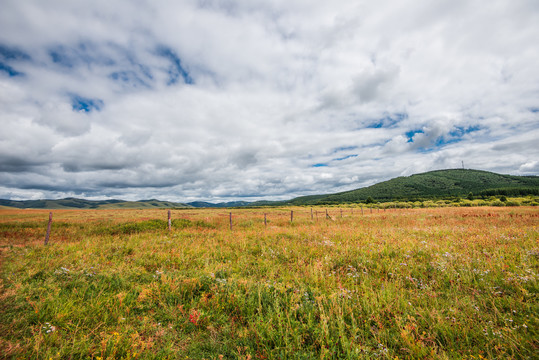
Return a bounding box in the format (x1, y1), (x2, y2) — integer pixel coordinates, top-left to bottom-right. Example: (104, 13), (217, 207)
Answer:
(1, 169), (538, 209)
(285, 169), (539, 205)
(0, 198), (192, 210)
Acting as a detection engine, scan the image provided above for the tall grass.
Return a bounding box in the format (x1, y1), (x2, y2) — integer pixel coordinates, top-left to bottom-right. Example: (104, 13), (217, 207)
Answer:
(0, 207), (537, 359)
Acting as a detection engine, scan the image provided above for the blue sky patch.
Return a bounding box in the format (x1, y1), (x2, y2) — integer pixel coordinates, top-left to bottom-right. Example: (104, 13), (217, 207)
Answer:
(367, 120), (384, 129)
(449, 125), (481, 137)
(405, 129), (424, 142)
(434, 136), (458, 147)
(70, 94), (104, 112)
(368, 112), (408, 128)
(0, 44), (31, 61)
(0, 62), (24, 77)
(109, 70), (150, 88)
(0, 44), (30, 77)
(312, 163), (328, 167)
(49, 47), (74, 68)
(332, 146), (357, 153)
(49, 43), (115, 69)
(334, 154), (358, 161)
(155, 45), (193, 85)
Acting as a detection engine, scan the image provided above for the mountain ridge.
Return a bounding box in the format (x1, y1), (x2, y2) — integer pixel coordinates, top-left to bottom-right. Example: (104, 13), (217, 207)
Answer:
(1, 169), (537, 209)
(282, 168), (539, 205)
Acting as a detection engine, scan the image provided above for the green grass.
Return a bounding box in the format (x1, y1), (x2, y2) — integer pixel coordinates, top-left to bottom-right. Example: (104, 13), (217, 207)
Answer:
(0, 207), (538, 359)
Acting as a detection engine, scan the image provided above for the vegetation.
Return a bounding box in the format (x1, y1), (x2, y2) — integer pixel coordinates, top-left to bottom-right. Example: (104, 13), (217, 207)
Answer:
(1, 206), (537, 359)
(2, 170), (537, 210)
(283, 169), (539, 205)
(0, 198), (192, 210)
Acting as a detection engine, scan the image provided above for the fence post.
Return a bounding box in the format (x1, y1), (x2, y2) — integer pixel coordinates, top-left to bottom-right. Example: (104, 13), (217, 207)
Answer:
(168, 210), (172, 231)
(326, 209), (329, 219)
(311, 208), (313, 220)
(370, 207), (373, 214)
(291, 210), (293, 222)
(361, 206), (364, 215)
(44, 212), (52, 245)
(340, 208), (343, 218)
(229, 212), (232, 230)
(264, 213), (267, 227)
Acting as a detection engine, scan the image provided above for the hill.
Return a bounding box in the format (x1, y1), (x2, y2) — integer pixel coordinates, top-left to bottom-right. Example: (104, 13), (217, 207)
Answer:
(0, 198), (192, 210)
(1, 169), (537, 209)
(284, 169), (539, 205)
(187, 201), (252, 208)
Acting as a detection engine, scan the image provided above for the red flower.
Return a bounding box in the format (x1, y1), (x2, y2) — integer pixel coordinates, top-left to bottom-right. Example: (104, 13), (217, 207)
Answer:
(189, 309), (200, 326)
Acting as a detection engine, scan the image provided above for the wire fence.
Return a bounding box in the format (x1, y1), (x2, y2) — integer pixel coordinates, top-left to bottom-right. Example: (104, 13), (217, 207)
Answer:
(40, 206), (410, 244)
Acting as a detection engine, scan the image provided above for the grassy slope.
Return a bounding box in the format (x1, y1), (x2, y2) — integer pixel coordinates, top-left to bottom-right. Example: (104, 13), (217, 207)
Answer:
(287, 169), (539, 204)
(0, 198), (192, 210)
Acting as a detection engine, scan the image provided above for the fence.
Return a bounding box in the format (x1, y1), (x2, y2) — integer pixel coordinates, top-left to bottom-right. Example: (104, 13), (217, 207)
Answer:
(43, 206), (407, 244)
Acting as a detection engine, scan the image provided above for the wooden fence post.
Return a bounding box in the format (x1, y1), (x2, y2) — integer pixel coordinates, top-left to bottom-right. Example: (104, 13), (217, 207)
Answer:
(291, 210), (294, 222)
(264, 213), (267, 227)
(326, 209), (329, 219)
(168, 210), (172, 231)
(340, 208), (343, 218)
(311, 208), (313, 220)
(361, 206), (364, 215)
(44, 212), (52, 245)
(229, 212), (232, 230)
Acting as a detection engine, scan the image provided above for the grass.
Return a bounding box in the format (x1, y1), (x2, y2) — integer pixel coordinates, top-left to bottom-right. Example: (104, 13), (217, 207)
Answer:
(0, 207), (537, 359)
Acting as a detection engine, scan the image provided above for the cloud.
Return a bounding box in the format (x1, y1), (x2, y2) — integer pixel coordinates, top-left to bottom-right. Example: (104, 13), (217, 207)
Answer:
(0, 0), (538, 202)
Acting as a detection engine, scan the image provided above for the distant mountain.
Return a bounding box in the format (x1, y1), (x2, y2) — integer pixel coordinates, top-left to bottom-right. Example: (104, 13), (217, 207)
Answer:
(188, 201), (254, 208)
(1, 169), (537, 209)
(0, 198), (192, 209)
(283, 169), (539, 205)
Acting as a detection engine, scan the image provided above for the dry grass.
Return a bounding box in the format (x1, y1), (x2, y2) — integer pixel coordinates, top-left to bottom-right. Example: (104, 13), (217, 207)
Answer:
(0, 206), (537, 359)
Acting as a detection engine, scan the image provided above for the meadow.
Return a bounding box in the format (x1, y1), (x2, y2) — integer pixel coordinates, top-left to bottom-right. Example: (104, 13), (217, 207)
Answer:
(0, 206), (537, 359)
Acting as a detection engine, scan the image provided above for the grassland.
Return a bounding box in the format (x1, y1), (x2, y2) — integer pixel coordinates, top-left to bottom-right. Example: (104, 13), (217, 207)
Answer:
(0, 206), (537, 359)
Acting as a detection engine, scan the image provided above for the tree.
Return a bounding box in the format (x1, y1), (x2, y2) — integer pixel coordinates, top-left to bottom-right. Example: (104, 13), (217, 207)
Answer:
(366, 196), (374, 204)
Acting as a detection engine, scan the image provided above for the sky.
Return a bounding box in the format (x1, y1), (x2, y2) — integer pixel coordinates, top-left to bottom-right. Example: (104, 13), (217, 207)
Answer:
(1, 0), (538, 203)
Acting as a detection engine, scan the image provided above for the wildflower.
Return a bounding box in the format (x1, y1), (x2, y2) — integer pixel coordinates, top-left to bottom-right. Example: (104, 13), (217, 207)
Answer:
(189, 309), (201, 326)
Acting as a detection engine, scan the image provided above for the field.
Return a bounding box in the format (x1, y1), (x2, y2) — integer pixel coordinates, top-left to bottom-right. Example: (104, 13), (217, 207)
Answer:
(0, 207), (537, 359)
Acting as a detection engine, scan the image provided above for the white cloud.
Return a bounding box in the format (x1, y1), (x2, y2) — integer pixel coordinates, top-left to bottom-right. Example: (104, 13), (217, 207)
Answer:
(0, 0), (538, 202)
